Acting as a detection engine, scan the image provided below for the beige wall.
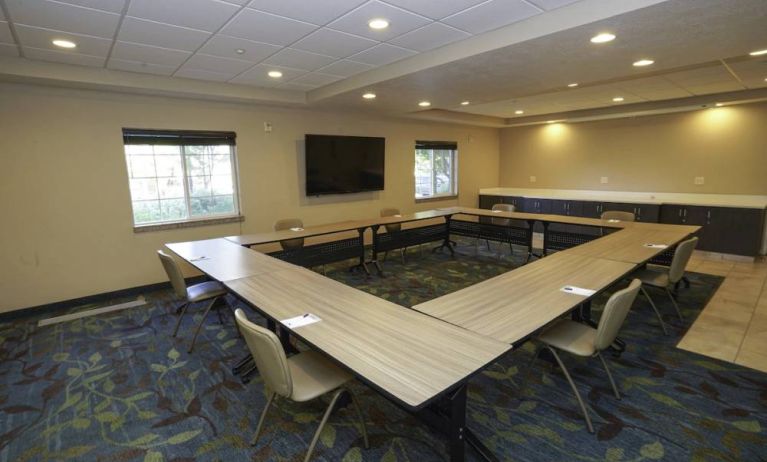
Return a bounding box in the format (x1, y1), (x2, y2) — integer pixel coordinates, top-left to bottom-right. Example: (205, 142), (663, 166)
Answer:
(499, 102), (767, 194)
(0, 83), (499, 312)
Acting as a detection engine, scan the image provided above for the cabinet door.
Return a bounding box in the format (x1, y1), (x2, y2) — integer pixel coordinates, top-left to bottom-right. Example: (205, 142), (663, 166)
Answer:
(503, 196), (523, 211)
(550, 200), (568, 215)
(479, 195), (503, 209)
(580, 201), (603, 218)
(635, 204), (660, 222)
(707, 207), (765, 256)
(538, 199), (552, 214)
(567, 201), (584, 217)
(660, 204), (686, 224)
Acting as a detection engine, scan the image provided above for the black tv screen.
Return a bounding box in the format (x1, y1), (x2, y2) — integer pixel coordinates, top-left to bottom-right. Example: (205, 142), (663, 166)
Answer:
(305, 134), (385, 196)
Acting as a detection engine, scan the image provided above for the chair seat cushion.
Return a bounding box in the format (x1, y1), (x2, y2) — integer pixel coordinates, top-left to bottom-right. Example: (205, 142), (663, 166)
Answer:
(536, 319), (597, 357)
(288, 350), (351, 402)
(186, 281), (227, 302)
(633, 266), (670, 288)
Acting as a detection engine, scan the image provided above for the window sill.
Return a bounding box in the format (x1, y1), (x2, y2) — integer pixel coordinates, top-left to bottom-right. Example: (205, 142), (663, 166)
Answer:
(415, 195), (459, 204)
(133, 215), (244, 233)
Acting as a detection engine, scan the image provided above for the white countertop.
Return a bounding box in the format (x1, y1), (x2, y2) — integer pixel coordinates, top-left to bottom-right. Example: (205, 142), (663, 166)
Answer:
(479, 188), (767, 209)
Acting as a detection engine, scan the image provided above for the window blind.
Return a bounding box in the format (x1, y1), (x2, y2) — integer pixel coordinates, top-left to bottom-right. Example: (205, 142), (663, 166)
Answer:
(123, 129), (237, 146)
(416, 140), (457, 150)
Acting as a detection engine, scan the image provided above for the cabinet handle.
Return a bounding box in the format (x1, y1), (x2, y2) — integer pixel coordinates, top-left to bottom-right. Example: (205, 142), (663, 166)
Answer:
(678, 209), (682, 217)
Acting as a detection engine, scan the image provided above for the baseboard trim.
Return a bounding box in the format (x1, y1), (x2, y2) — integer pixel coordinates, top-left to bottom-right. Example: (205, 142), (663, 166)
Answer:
(0, 276), (206, 323)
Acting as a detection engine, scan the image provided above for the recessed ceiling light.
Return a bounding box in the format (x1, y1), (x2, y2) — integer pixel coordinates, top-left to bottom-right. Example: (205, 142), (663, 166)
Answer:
(235, 48), (245, 54)
(515, 110), (524, 115)
(546, 120), (556, 124)
(267, 70), (283, 78)
(567, 83), (579, 88)
(633, 59), (655, 67)
(612, 97), (624, 102)
(715, 102), (724, 107)
(52, 39), (77, 49)
(460, 101), (470, 106)
(362, 92), (376, 100)
(418, 101), (431, 107)
(590, 33), (615, 44)
(368, 18), (389, 30)
(749, 49), (767, 56)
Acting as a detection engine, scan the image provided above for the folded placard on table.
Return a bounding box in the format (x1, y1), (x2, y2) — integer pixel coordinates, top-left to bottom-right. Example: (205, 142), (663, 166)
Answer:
(290, 227), (304, 232)
(644, 243), (669, 249)
(560, 285), (596, 297)
(281, 313), (321, 329)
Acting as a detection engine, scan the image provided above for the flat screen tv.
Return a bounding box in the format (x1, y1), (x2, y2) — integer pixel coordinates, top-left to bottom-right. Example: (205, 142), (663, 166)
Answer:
(305, 134), (385, 196)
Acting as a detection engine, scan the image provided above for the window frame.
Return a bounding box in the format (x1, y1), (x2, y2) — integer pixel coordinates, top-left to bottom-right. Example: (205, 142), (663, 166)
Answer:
(414, 141), (459, 201)
(122, 129), (243, 231)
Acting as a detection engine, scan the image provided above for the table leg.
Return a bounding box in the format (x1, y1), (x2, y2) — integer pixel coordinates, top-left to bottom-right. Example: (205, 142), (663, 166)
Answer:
(433, 215), (456, 256)
(541, 222), (550, 256)
(525, 220), (535, 262)
(448, 385), (467, 462)
(368, 225), (385, 276)
(349, 228), (371, 276)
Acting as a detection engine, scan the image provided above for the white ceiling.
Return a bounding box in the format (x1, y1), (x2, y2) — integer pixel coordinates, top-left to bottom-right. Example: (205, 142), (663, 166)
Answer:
(0, 0), (580, 89)
(0, 0), (765, 122)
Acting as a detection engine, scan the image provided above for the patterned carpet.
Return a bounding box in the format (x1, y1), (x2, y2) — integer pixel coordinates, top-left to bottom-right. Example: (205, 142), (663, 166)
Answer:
(1, 240), (766, 462)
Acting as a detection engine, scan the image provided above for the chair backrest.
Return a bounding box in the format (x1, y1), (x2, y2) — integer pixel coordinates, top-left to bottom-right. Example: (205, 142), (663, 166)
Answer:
(595, 279), (641, 350)
(380, 207), (401, 234)
(491, 203), (515, 226)
(600, 211), (635, 222)
(274, 218), (304, 251)
(234, 309), (292, 398)
(669, 237), (698, 283)
(157, 250), (187, 300)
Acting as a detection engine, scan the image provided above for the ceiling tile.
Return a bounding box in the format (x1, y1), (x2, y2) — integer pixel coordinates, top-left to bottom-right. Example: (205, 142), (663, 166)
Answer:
(327, 0), (431, 41)
(727, 59), (767, 89)
(5, 0), (120, 38)
(0, 7), (4, 20)
(277, 81), (318, 91)
(388, 22), (470, 52)
(182, 53), (255, 75)
(222, 0), (249, 4)
(198, 35), (280, 62)
(662, 65), (745, 96)
(247, 0), (367, 25)
(107, 58), (177, 76)
(262, 48), (335, 71)
(23, 46), (105, 67)
(118, 17), (211, 52)
(381, 0), (487, 20)
(174, 66), (234, 82)
(614, 76), (691, 100)
(53, 0), (126, 13)
(289, 72), (342, 86)
(127, 0), (240, 33)
(111, 41), (191, 67)
(525, 0), (580, 11)
(442, 0), (542, 34)
(0, 21), (13, 44)
(292, 28), (377, 58)
(220, 8), (317, 46)
(14, 25), (112, 56)
(347, 43), (416, 66)
(316, 59), (374, 77)
(230, 63), (306, 86)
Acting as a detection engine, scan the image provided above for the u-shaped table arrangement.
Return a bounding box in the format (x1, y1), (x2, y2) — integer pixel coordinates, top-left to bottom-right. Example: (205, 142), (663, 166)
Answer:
(166, 206), (699, 462)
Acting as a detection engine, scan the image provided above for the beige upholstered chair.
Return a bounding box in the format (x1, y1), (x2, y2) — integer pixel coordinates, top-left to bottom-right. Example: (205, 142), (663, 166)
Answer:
(485, 203), (516, 256)
(380, 207), (407, 264)
(531, 279), (641, 433)
(632, 237), (698, 334)
(600, 210), (636, 222)
(274, 218), (305, 251)
(157, 250), (228, 353)
(234, 309), (368, 461)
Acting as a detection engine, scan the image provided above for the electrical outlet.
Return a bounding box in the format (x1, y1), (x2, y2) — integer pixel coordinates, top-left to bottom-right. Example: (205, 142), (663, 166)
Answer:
(529, 175), (537, 183)
(694, 176), (705, 185)
(264, 122), (272, 133)
(600, 176), (609, 184)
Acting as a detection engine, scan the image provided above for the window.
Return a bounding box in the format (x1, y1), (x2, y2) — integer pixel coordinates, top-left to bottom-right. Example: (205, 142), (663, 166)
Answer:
(123, 129), (240, 227)
(414, 141), (458, 199)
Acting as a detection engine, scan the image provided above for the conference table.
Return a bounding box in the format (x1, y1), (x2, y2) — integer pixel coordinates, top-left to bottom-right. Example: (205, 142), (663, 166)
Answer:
(167, 207), (700, 462)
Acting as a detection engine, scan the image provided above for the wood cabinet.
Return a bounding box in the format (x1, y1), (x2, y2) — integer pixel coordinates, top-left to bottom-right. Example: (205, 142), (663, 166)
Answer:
(478, 194), (766, 257)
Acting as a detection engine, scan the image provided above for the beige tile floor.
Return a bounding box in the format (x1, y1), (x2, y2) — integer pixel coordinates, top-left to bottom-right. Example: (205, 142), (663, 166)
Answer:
(677, 252), (767, 372)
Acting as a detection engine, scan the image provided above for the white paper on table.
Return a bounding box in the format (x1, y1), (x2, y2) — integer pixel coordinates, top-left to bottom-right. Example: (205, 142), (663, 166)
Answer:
(607, 219), (621, 223)
(491, 210), (502, 213)
(393, 214), (402, 217)
(290, 227), (304, 232)
(281, 313), (321, 329)
(189, 256), (210, 261)
(644, 243), (669, 249)
(560, 285), (597, 296)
